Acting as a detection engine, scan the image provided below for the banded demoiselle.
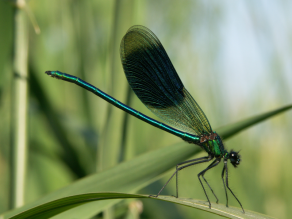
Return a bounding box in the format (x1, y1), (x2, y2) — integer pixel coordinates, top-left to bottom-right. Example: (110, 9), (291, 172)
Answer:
(46, 25), (244, 213)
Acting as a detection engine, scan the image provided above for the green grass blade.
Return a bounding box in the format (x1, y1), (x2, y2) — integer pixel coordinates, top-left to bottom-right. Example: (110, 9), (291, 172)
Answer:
(1, 142), (201, 219)
(217, 104), (292, 139)
(2, 104), (290, 218)
(29, 66), (88, 178)
(10, 4), (29, 209)
(8, 193), (274, 219)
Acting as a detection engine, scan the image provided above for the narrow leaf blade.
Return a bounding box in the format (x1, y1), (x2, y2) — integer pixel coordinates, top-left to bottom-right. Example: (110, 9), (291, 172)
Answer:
(9, 193), (274, 219)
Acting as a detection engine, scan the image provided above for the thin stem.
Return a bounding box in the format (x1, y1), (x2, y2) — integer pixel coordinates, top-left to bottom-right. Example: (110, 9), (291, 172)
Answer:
(97, 0), (121, 172)
(9, 1), (29, 209)
(119, 85), (133, 163)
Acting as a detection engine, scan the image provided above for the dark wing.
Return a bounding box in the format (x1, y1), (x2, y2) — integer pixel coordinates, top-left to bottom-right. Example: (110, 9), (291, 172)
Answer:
(120, 25), (212, 136)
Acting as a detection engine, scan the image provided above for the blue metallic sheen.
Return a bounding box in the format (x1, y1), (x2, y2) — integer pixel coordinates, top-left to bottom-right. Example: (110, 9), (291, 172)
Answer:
(46, 70), (200, 144)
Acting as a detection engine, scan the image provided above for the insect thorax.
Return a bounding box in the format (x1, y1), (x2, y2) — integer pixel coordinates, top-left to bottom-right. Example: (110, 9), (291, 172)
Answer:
(200, 132), (225, 157)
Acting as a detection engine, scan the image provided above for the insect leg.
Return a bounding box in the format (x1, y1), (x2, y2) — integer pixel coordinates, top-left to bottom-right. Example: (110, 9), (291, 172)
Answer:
(150, 155), (213, 198)
(198, 158), (221, 208)
(223, 161), (245, 213)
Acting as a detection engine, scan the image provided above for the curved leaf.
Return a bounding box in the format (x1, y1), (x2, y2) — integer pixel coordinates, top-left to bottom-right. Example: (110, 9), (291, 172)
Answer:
(9, 193), (273, 219)
(2, 143), (201, 219)
(2, 104), (290, 218)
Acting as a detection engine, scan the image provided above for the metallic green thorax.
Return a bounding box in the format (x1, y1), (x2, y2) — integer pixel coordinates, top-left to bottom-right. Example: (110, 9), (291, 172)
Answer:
(200, 132), (227, 157)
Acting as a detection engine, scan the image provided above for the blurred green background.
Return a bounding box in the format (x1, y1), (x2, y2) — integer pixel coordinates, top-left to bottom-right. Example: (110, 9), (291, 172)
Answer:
(0, 0), (292, 218)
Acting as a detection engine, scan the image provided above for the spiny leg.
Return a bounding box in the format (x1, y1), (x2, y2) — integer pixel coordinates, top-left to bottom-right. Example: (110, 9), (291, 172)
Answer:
(197, 158), (221, 208)
(221, 161), (228, 207)
(150, 156), (212, 198)
(175, 156), (211, 198)
(201, 159), (221, 204)
(224, 161), (245, 213)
